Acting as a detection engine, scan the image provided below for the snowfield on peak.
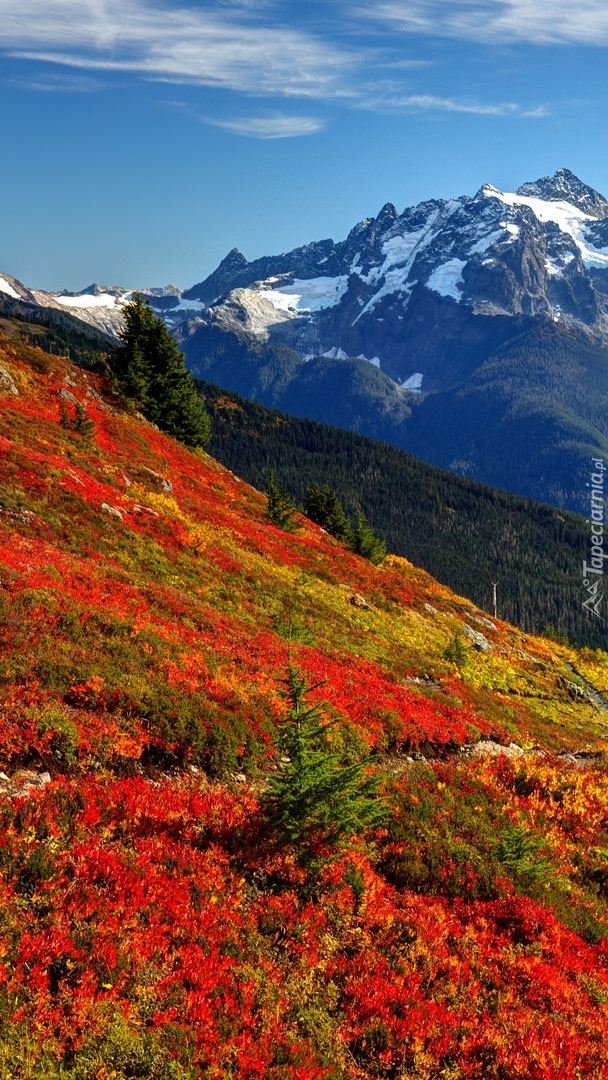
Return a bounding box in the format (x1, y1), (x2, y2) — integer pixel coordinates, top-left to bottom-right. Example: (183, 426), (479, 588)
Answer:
(401, 372), (424, 392)
(0, 276), (21, 300)
(49, 291), (129, 310)
(5, 168), (608, 383)
(259, 275), (350, 314)
(485, 188), (608, 269)
(426, 258), (467, 301)
(467, 230), (505, 256)
(169, 170), (608, 392)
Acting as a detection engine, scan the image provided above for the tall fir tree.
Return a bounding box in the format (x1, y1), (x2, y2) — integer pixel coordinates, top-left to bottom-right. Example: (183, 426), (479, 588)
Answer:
(111, 293), (154, 405)
(111, 294), (211, 448)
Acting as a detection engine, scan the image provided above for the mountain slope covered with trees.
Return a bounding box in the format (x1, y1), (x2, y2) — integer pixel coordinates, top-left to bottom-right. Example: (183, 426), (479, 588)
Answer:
(3, 302), (604, 646)
(199, 379), (602, 649)
(2, 333), (608, 1078)
(182, 317), (608, 515)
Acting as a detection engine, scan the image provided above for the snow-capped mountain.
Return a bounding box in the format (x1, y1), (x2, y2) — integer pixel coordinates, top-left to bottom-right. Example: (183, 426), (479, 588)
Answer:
(0, 275), (207, 339)
(3, 168), (608, 512)
(178, 168), (608, 394)
(171, 168), (608, 513)
(4, 167), (608, 373)
(0, 275), (131, 338)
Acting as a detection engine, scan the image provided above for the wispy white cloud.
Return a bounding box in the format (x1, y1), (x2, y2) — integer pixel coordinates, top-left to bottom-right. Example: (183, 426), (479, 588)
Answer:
(161, 97), (326, 139)
(203, 114), (326, 138)
(361, 91), (548, 117)
(0, 0), (550, 129)
(365, 0), (608, 46)
(520, 105), (550, 118)
(5, 72), (105, 93)
(0, 0), (355, 99)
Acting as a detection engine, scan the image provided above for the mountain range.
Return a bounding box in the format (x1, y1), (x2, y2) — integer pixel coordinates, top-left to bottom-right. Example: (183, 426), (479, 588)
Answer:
(3, 168), (608, 511)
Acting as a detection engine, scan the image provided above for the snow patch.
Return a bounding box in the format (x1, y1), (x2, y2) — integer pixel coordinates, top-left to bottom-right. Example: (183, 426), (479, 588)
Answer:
(260, 275), (349, 314)
(53, 292), (125, 310)
(381, 231), (430, 270)
(545, 252), (575, 278)
(426, 258), (467, 300)
(0, 276), (20, 300)
(168, 298), (206, 314)
(322, 347), (350, 360)
(320, 349), (381, 368)
(487, 188), (608, 269)
(401, 372), (424, 392)
(468, 230), (504, 256)
(226, 288), (295, 337)
(354, 209), (441, 321)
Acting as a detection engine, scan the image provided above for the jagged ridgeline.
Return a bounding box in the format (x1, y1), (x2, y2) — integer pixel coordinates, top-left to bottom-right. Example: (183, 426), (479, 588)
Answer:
(199, 379), (604, 649)
(5, 170), (608, 513)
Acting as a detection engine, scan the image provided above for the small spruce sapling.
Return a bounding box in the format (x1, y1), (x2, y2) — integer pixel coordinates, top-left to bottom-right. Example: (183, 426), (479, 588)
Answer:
(349, 507), (386, 565)
(443, 632), (469, 669)
(262, 666), (385, 852)
(73, 402), (96, 439)
(494, 825), (551, 886)
(59, 399), (95, 439)
(265, 468), (299, 531)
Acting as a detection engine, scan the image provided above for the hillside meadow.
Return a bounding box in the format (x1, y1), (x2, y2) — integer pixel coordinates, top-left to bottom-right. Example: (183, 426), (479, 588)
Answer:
(1, 334), (608, 1077)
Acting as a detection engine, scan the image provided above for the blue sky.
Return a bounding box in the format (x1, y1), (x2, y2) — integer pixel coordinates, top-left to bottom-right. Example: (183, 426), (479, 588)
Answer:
(2, 0), (608, 291)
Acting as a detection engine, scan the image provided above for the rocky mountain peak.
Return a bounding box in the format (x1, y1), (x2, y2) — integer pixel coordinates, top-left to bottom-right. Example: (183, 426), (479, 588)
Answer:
(69, 283), (127, 298)
(221, 247), (249, 269)
(516, 169), (608, 218)
(377, 202), (398, 224)
(182, 248), (250, 305)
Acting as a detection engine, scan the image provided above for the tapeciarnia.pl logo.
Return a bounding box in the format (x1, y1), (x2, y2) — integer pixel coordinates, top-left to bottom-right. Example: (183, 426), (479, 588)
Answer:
(582, 459), (606, 621)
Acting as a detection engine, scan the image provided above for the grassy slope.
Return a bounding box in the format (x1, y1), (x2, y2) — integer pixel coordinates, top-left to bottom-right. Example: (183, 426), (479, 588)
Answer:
(2, 333), (608, 1078)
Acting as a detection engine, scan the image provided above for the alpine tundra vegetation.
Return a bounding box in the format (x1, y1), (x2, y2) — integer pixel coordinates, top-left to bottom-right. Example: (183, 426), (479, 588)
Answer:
(2, 331), (608, 1078)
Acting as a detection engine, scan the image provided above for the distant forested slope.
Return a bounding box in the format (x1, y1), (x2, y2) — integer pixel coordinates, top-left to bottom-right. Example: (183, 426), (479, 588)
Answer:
(199, 379), (603, 649)
(0, 305), (111, 369)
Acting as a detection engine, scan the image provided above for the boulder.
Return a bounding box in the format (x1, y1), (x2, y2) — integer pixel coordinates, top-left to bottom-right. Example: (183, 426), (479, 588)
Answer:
(463, 624), (492, 652)
(0, 363), (19, 395)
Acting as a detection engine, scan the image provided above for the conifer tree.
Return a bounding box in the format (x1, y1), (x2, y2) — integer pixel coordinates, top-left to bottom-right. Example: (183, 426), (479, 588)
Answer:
(265, 468), (299, 531)
(111, 293), (153, 405)
(304, 483), (353, 544)
(262, 667), (385, 850)
(443, 632), (469, 670)
(350, 507), (386, 565)
(111, 294), (211, 448)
